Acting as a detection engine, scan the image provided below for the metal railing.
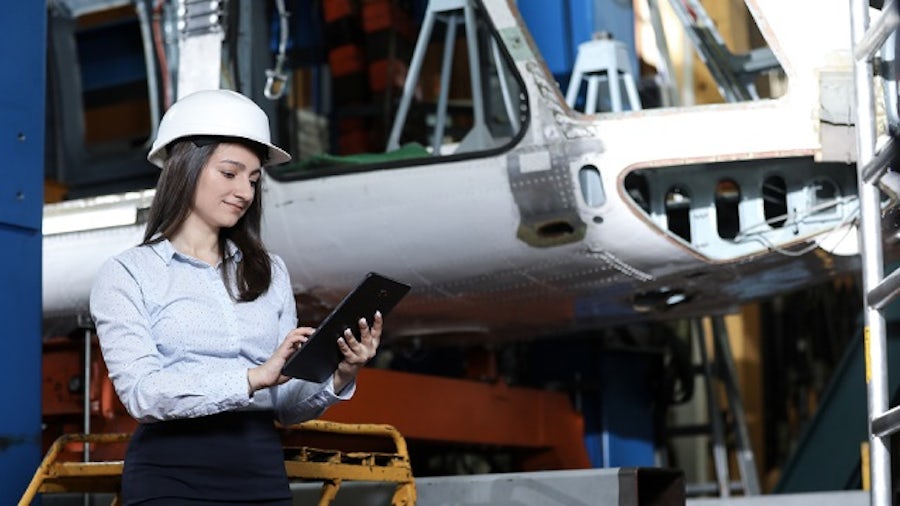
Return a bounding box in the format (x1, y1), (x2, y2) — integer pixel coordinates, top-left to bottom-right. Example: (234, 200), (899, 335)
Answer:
(850, 1), (900, 505)
(20, 420), (417, 506)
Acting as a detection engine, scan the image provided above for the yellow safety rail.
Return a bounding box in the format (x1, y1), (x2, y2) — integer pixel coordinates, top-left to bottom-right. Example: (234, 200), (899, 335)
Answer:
(19, 432), (128, 505)
(20, 420), (416, 506)
(280, 420), (416, 506)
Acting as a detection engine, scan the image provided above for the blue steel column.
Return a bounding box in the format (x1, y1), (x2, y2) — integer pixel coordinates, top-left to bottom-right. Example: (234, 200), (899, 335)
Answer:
(0, 1), (46, 503)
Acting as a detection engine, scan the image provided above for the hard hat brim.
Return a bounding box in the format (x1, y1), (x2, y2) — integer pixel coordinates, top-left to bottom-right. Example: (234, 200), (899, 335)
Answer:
(147, 138), (292, 169)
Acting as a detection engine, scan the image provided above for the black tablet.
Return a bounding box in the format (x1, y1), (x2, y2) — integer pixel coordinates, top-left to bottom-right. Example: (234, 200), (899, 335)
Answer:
(281, 272), (411, 383)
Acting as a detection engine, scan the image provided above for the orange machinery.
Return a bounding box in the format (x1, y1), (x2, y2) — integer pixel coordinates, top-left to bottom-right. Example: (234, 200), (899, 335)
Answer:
(41, 335), (591, 471)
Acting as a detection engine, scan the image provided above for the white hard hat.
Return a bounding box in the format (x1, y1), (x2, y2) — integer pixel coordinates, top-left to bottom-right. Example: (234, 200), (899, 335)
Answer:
(147, 89), (292, 168)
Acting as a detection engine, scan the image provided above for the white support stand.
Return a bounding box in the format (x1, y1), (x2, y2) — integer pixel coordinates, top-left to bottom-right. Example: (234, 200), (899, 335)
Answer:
(565, 35), (642, 114)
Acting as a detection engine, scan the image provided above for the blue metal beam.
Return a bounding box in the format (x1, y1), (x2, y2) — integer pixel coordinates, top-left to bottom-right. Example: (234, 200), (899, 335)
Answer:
(0, 1), (46, 503)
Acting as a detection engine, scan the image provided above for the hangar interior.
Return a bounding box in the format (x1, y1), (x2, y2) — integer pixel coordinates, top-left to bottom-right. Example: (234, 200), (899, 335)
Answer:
(8, 0), (900, 505)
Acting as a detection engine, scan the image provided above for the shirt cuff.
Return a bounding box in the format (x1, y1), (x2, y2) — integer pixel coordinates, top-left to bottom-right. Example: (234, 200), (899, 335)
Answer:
(326, 375), (356, 400)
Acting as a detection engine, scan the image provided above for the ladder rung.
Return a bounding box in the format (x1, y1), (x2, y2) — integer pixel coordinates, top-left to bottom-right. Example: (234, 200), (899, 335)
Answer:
(872, 404), (900, 437)
(854, 0), (899, 62)
(867, 265), (900, 309)
(861, 135), (898, 184)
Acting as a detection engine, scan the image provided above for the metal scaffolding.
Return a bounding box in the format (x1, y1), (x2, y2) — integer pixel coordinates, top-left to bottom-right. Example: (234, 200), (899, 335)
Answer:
(850, 1), (900, 505)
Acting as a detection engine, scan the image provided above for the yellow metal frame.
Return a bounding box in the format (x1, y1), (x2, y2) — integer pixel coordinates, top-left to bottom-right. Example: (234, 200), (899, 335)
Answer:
(20, 420), (416, 506)
(19, 432), (127, 505)
(281, 420), (417, 506)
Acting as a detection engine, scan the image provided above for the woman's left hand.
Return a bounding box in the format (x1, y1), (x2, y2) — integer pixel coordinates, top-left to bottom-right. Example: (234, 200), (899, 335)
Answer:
(333, 311), (382, 392)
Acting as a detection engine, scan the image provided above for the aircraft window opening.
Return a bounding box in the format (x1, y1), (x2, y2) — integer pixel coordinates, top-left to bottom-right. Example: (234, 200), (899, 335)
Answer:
(665, 186), (692, 243)
(578, 165), (606, 208)
(617, 159), (856, 260)
(268, 2), (528, 180)
(637, 0), (785, 105)
(715, 179), (741, 239)
(383, 4), (527, 159)
(623, 172), (650, 213)
(762, 175), (788, 228)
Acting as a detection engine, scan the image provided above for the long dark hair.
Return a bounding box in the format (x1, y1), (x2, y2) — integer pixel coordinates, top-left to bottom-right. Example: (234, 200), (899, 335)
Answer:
(141, 137), (272, 301)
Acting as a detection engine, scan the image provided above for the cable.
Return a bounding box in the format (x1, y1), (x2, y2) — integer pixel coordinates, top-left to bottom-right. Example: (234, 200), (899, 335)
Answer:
(726, 195), (862, 257)
(732, 195), (856, 241)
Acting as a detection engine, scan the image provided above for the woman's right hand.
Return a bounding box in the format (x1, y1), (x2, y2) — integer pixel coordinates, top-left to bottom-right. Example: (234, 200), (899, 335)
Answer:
(247, 327), (314, 394)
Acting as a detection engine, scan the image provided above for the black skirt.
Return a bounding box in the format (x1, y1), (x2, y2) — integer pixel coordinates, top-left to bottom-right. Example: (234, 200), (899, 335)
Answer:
(121, 410), (291, 505)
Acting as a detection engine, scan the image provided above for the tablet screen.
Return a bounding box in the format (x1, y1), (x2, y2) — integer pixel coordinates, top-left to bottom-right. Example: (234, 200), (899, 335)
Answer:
(280, 272), (411, 382)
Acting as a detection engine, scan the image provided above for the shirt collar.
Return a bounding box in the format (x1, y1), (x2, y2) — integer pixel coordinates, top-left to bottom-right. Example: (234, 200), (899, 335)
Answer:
(149, 237), (243, 266)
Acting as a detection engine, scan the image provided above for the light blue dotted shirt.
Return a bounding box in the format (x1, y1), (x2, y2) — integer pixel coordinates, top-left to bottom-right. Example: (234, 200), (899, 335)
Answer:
(89, 238), (353, 425)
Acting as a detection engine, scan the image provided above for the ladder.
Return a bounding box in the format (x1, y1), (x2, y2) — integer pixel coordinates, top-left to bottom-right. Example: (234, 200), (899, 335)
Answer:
(668, 316), (760, 498)
(849, 1), (900, 506)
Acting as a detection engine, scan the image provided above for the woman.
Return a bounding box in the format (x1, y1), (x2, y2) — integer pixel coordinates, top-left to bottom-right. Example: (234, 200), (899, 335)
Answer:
(90, 89), (380, 505)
